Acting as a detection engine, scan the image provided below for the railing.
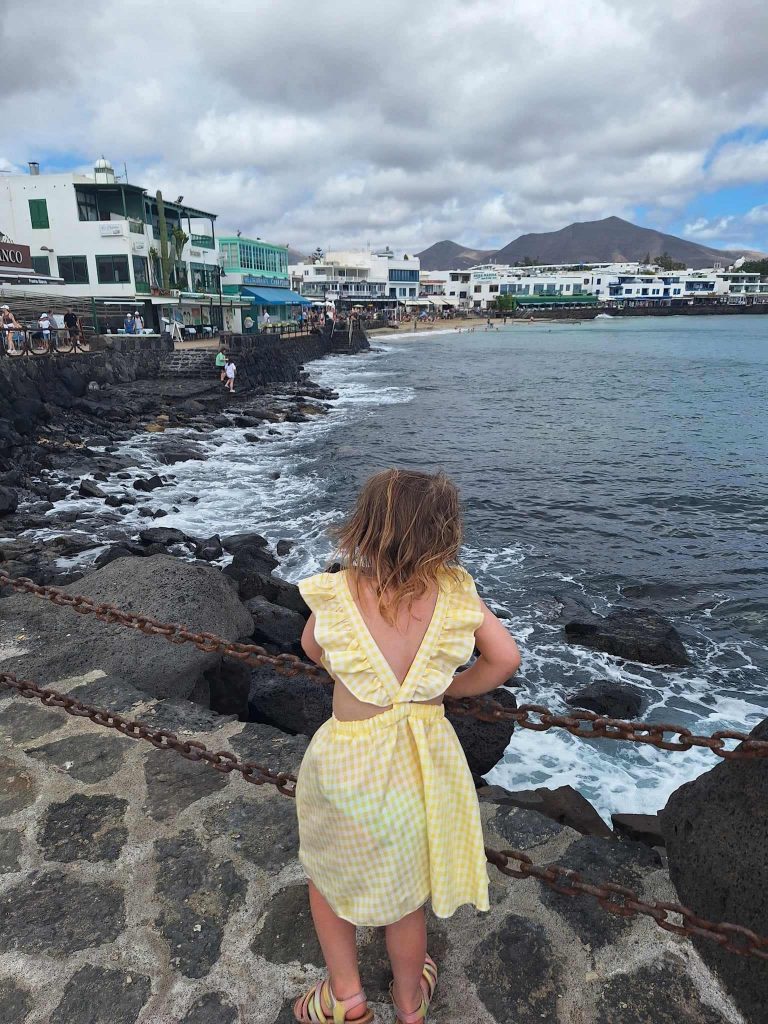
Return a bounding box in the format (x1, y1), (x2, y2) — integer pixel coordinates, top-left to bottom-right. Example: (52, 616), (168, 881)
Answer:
(135, 281), (151, 294)
(129, 219), (145, 235)
(190, 234), (215, 249)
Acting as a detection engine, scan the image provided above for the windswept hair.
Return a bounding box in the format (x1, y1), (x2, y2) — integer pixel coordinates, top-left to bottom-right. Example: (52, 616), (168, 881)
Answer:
(334, 468), (463, 624)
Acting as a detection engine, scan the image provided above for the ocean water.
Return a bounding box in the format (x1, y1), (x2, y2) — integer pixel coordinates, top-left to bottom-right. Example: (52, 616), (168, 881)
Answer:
(33, 316), (768, 819)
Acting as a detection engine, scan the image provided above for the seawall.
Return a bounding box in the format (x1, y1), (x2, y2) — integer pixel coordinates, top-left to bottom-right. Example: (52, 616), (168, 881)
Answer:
(0, 325), (369, 478)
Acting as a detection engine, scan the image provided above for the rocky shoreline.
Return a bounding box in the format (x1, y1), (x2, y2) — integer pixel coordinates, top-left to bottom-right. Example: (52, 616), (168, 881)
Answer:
(0, 341), (766, 1022)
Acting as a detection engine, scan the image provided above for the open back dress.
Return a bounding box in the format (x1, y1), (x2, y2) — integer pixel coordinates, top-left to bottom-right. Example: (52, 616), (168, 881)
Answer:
(296, 567), (490, 927)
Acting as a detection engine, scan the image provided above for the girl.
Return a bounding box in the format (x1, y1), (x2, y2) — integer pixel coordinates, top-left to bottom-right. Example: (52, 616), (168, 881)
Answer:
(224, 358), (236, 393)
(294, 469), (521, 1023)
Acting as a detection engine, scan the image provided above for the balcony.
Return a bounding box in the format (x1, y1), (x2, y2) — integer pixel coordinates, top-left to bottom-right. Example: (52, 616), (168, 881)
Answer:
(129, 219), (145, 235)
(190, 234), (215, 249)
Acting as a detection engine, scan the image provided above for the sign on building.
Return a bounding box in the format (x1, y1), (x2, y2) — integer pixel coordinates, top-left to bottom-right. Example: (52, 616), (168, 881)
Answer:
(0, 241), (32, 268)
(99, 223), (124, 237)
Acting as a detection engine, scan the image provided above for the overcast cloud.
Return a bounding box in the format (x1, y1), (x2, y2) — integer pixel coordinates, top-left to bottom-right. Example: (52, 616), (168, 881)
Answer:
(2, 0), (768, 253)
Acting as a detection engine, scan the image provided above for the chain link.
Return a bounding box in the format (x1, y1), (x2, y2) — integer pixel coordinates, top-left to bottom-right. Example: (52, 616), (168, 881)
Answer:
(0, 670), (297, 796)
(2, 668), (767, 962)
(2, 569), (765, 760)
(484, 848), (768, 961)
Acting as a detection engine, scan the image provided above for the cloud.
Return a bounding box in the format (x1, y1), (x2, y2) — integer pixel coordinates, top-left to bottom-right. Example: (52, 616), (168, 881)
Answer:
(2, 0), (768, 252)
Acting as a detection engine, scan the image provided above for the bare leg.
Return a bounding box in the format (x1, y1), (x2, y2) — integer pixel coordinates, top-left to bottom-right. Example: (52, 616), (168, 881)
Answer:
(307, 881), (368, 1019)
(386, 907), (427, 1017)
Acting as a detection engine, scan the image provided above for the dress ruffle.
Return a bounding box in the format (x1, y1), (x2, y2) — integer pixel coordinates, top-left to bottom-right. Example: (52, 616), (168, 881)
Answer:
(298, 573), (394, 706)
(298, 567), (483, 705)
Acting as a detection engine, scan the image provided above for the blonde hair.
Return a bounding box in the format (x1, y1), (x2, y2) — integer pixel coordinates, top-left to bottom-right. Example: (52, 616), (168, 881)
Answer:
(334, 468), (463, 624)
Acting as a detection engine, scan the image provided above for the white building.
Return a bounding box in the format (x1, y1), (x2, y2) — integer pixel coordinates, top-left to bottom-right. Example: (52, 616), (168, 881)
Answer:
(450, 261), (767, 309)
(0, 159), (239, 331)
(291, 248), (421, 307)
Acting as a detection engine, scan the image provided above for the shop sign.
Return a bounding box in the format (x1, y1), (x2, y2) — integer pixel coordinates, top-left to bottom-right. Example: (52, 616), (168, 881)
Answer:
(99, 223), (124, 236)
(0, 241), (32, 268)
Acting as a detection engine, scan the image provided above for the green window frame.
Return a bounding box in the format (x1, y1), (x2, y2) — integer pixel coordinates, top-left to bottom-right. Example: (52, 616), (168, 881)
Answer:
(29, 198), (50, 229)
(96, 254), (130, 284)
(31, 255), (50, 275)
(57, 255), (89, 284)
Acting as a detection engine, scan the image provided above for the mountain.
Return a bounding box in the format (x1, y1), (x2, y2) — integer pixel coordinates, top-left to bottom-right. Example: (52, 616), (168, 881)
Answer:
(418, 217), (761, 271)
(416, 240), (495, 272)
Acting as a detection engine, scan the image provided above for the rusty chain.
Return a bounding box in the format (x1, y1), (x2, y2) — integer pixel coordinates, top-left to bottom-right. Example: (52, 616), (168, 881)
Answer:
(0, 670), (297, 796)
(1, 569), (765, 761)
(485, 848), (768, 961)
(1, 668), (766, 963)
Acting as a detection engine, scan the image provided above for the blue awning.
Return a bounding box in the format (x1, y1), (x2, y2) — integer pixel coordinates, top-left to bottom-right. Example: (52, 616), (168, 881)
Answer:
(241, 286), (312, 305)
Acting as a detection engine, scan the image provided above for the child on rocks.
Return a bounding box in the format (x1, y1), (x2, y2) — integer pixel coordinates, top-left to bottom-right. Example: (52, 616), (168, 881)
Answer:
(224, 358), (236, 392)
(293, 469), (521, 1024)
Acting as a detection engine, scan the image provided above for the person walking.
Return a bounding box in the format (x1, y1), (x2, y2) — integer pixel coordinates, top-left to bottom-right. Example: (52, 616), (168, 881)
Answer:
(215, 346), (227, 381)
(292, 469), (521, 1024)
(223, 357), (236, 392)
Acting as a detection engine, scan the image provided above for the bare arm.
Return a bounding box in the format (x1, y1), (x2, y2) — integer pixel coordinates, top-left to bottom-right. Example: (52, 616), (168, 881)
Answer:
(446, 600), (521, 698)
(301, 612), (324, 666)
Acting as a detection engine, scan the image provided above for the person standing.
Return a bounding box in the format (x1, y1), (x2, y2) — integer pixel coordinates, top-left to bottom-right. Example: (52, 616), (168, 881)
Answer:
(38, 311), (53, 342)
(215, 346), (227, 381)
(123, 312), (134, 334)
(292, 469), (521, 1024)
(1, 304), (22, 352)
(63, 307), (81, 345)
(223, 357), (236, 392)
(133, 309), (144, 334)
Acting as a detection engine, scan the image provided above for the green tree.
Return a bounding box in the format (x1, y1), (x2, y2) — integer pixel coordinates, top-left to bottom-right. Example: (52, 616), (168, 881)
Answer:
(653, 252), (686, 271)
(171, 226), (189, 289)
(493, 294), (517, 311)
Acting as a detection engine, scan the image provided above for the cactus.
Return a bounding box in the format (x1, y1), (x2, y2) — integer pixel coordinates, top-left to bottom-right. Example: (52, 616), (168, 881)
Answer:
(156, 191), (171, 291)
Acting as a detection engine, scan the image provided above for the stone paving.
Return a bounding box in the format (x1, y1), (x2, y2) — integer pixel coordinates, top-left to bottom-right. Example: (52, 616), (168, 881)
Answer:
(0, 672), (748, 1024)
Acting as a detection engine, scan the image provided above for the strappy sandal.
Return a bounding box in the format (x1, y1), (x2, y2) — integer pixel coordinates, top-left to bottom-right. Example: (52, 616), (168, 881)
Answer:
(293, 979), (374, 1024)
(390, 955), (438, 1023)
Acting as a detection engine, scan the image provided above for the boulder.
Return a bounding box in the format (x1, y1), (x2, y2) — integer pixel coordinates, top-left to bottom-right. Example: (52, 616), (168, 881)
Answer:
(0, 555), (254, 701)
(611, 812), (665, 848)
(660, 717), (768, 1024)
(94, 545), (134, 569)
(104, 494), (135, 508)
(154, 442), (206, 465)
(247, 596), (306, 653)
(221, 532), (270, 556)
(133, 475), (164, 492)
(276, 539), (294, 557)
(78, 479), (107, 499)
(565, 607), (690, 667)
(194, 535), (224, 561)
(566, 681), (645, 719)
(0, 486), (18, 516)
(223, 543), (279, 590)
(478, 784), (613, 838)
(448, 688), (517, 779)
(139, 527), (187, 546)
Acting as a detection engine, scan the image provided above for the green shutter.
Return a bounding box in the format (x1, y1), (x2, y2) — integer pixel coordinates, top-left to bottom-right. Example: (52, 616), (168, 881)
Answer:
(29, 198), (49, 229)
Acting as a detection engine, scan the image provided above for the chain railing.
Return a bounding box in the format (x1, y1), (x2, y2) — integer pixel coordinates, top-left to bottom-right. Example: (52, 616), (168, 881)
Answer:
(1, 667), (766, 962)
(1, 569), (766, 761)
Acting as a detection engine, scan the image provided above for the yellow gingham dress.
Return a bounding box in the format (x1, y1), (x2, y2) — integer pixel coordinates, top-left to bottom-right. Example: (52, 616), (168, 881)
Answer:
(295, 567), (490, 927)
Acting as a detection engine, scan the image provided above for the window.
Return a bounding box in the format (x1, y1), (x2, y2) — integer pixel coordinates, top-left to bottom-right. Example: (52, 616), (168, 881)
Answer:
(596, 278), (601, 284)
(132, 255), (150, 289)
(96, 254), (130, 284)
(388, 269), (419, 282)
(58, 256), (89, 284)
(29, 198), (49, 229)
(624, 288), (632, 295)
(31, 255), (50, 275)
(409, 287), (416, 297)
(76, 188), (99, 221)
(489, 285), (499, 293)
(474, 285), (482, 293)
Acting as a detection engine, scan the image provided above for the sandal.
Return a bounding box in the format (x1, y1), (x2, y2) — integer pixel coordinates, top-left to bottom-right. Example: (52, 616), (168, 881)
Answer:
(390, 955), (438, 1023)
(293, 979), (374, 1024)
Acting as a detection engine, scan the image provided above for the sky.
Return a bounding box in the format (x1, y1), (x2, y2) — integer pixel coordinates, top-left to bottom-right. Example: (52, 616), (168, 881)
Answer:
(2, 0), (768, 256)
